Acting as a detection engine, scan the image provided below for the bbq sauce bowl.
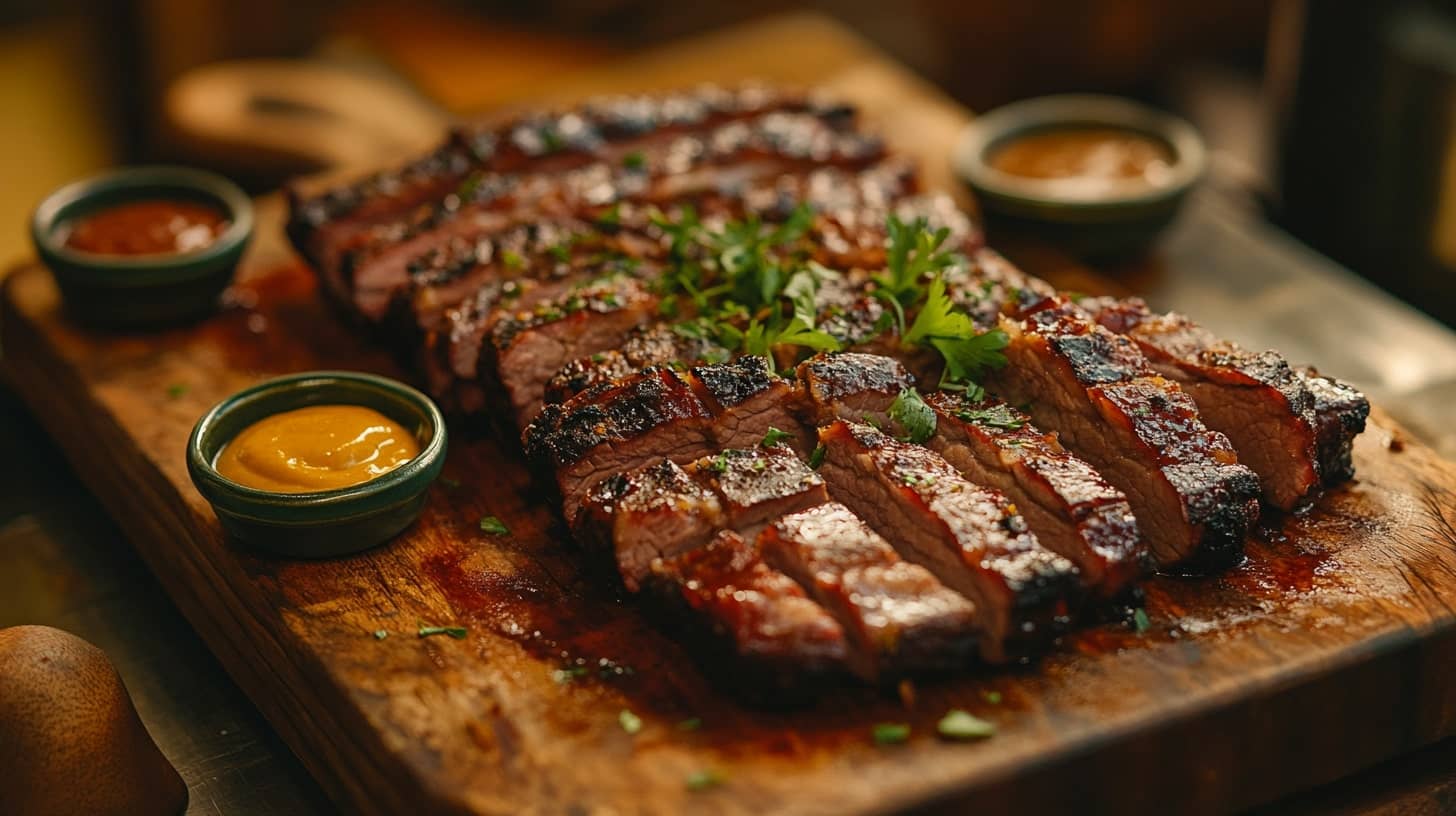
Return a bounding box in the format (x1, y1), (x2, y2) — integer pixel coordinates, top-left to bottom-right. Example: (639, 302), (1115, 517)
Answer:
(187, 372), (446, 558)
(955, 95), (1206, 258)
(31, 166), (253, 328)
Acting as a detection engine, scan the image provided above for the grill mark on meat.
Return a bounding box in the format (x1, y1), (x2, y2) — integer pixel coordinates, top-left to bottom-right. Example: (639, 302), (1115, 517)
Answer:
(690, 356), (808, 453)
(760, 502), (980, 680)
(644, 530), (850, 696)
(1081, 296), (1328, 511)
(923, 391), (1148, 598)
(989, 298), (1260, 568)
(816, 420), (1079, 662)
(795, 352), (915, 425)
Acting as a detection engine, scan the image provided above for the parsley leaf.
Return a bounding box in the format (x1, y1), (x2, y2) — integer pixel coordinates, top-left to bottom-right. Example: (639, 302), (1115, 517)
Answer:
(417, 625), (467, 640)
(686, 769), (726, 791)
(622, 150), (646, 170)
(889, 388), (936, 444)
(872, 723), (911, 745)
(761, 427), (795, 447)
(479, 516), (510, 535)
(937, 710), (995, 740)
(618, 709), (643, 735)
(1132, 607), (1151, 633)
(954, 403), (1025, 431)
(808, 444), (826, 469)
(878, 214), (958, 307)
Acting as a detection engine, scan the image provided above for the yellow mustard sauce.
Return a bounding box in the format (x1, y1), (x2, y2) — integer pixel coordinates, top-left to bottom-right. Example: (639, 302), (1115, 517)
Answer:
(215, 405), (420, 493)
(990, 127), (1174, 190)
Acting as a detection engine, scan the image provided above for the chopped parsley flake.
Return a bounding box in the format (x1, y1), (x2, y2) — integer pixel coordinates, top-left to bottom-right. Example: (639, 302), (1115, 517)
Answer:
(955, 403), (1025, 431)
(622, 150), (646, 170)
(808, 444), (826, 469)
(1132, 607), (1151, 633)
(937, 710), (995, 740)
(551, 666), (590, 684)
(686, 769), (725, 791)
(872, 723), (911, 745)
(761, 426), (795, 447)
(618, 709), (643, 735)
(479, 516), (510, 535)
(983, 690), (1003, 705)
(166, 383), (188, 399)
(417, 625), (467, 640)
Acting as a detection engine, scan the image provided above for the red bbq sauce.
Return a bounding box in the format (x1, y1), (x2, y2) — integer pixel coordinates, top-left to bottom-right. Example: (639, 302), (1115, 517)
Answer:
(63, 200), (229, 256)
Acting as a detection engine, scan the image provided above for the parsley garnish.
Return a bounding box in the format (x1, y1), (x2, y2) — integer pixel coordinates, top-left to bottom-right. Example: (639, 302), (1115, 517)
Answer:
(983, 690), (1003, 705)
(500, 249), (524, 270)
(417, 625), (467, 640)
(955, 403), (1025, 431)
(937, 710), (995, 740)
(1132, 607), (1151, 633)
(706, 454), (730, 473)
(807, 444), (826, 469)
(479, 516), (509, 535)
(622, 150), (646, 170)
(872, 723), (911, 745)
(761, 427), (794, 447)
(457, 173), (482, 200)
(889, 388), (936, 444)
(166, 383), (188, 399)
(686, 769), (725, 791)
(596, 203), (622, 228)
(547, 243), (572, 263)
(551, 666), (590, 684)
(618, 709), (643, 735)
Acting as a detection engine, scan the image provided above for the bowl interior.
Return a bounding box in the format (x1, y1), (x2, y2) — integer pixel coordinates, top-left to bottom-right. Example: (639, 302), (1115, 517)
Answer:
(190, 372), (445, 514)
(33, 166), (254, 277)
(958, 95), (1206, 211)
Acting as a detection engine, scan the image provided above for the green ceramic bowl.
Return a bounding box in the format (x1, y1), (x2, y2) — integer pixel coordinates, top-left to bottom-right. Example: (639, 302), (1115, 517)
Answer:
(955, 95), (1206, 259)
(187, 371), (447, 558)
(31, 165), (254, 328)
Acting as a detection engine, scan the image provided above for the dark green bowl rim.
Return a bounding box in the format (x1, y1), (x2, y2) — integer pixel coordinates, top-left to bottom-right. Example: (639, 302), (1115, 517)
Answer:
(955, 94), (1206, 215)
(186, 371), (447, 524)
(31, 165), (255, 285)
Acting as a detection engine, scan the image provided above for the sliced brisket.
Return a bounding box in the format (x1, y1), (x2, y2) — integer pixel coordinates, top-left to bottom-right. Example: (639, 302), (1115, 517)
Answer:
(815, 420), (1079, 661)
(988, 297), (1260, 568)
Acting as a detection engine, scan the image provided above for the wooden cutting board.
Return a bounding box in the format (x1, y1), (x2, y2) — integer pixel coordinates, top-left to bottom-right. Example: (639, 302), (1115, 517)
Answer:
(7, 14), (1456, 816)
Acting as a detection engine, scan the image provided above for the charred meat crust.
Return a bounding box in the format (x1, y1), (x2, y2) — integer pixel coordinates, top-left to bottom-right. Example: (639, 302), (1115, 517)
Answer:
(795, 352), (915, 423)
(815, 420), (1079, 662)
(544, 324), (730, 406)
(1299, 367), (1371, 487)
(990, 299), (1260, 568)
(693, 446), (829, 538)
(1081, 296), (1328, 511)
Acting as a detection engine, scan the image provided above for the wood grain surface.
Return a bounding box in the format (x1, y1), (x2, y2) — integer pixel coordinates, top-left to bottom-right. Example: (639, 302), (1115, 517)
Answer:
(7, 14), (1456, 816)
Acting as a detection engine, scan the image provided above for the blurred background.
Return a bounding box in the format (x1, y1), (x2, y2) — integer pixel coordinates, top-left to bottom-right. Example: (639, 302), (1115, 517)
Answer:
(3, 0), (1456, 327)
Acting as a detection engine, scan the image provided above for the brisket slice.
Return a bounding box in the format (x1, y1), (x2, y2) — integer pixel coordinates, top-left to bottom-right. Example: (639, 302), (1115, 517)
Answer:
(923, 392), (1148, 598)
(488, 276), (660, 425)
(816, 420), (1079, 662)
(690, 356), (807, 453)
(1081, 296), (1326, 511)
(988, 298), (1260, 568)
(289, 86), (822, 276)
(792, 351), (1145, 599)
(760, 502), (980, 679)
(692, 445), (829, 539)
(1299, 367), (1370, 486)
(335, 112), (885, 314)
(575, 458), (724, 591)
(574, 443), (822, 588)
(544, 323), (730, 406)
(644, 530), (850, 698)
(525, 357), (809, 521)
(525, 366), (715, 522)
